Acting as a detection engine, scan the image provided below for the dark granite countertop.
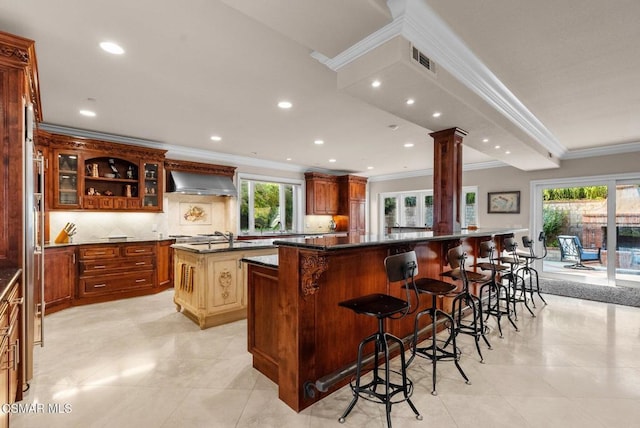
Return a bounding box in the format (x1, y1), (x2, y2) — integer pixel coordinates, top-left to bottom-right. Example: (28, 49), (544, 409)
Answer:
(45, 237), (175, 249)
(172, 239), (277, 254)
(242, 254), (278, 268)
(0, 268), (21, 301)
(273, 228), (527, 251)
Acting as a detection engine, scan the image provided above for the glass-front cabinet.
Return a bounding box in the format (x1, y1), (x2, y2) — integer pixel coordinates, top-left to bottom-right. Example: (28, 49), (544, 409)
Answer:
(142, 161), (162, 210)
(53, 150), (81, 209)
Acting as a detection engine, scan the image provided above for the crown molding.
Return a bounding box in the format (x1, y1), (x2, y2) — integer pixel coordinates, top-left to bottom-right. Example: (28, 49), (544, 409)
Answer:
(561, 140), (640, 160)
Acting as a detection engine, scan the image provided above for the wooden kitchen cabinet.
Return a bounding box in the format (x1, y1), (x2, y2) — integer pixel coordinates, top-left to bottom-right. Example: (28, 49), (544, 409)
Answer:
(36, 130), (167, 212)
(77, 241), (158, 304)
(0, 32), (40, 421)
(305, 172), (339, 215)
(43, 246), (77, 314)
(156, 239), (174, 288)
(0, 270), (23, 426)
(339, 175), (368, 235)
(52, 149), (81, 208)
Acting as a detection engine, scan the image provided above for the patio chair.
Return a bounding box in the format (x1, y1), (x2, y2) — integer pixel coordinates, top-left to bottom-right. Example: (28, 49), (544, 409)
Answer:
(557, 235), (602, 269)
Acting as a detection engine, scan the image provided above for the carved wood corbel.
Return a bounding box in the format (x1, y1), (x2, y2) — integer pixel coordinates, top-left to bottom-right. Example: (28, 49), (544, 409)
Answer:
(300, 252), (329, 296)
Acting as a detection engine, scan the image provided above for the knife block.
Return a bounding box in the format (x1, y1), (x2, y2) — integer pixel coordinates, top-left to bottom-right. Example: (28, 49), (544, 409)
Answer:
(54, 229), (70, 244)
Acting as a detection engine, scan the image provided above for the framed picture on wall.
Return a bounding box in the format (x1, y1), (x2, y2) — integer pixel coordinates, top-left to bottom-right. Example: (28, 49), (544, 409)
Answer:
(488, 191), (520, 214)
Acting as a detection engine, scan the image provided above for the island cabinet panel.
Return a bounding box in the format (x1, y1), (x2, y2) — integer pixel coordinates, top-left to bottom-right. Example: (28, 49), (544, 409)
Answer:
(206, 255), (243, 311)
(173, 247), (277, 329)
(246, 264), (279, 383)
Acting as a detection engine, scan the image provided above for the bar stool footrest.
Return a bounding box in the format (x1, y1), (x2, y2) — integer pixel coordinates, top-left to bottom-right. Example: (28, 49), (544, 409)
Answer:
(348, 370), (414, 405)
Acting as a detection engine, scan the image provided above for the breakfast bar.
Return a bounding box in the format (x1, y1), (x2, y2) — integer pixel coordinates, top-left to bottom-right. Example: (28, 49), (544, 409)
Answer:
(243, 228), (525, 412)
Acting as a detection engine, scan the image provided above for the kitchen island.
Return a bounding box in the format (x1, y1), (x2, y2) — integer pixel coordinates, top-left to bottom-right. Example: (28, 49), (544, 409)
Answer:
(245, 228), (525, 412)
(172, 240), (277, 329)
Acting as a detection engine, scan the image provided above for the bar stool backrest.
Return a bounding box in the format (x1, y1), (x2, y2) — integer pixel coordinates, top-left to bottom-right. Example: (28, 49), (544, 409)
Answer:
(384, 251), (421, 315)
(479, 240), (496, 259)
(446, 245), (469, 284)
(522, 234), (548, 260)
(385, 250), (418, 281)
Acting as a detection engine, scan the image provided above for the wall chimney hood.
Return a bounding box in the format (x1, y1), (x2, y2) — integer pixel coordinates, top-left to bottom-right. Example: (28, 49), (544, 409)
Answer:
(167, 171), (238, 197)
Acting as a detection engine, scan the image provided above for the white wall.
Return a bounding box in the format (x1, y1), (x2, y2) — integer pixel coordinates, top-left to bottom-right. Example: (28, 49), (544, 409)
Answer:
(368, 152), (640, 235)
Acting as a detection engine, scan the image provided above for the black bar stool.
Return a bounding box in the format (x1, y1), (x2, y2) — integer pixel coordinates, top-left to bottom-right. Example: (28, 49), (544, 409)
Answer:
(442, 245), (492, 363)
(500, 237), (535, 319)
(475, 240), (518, 337)
(338, 251), (422, 428)
(517, 232), (548, 307)
(405, 254), (470, 395)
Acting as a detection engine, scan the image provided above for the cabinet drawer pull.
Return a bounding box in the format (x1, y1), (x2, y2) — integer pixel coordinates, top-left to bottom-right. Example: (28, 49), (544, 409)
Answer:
(135, 279), (146, 283)
(94, 265), (106, 269)
(94, 252), (106, 255)
(94, 283), (107, 288)
(135, 262), (146, 265)
(134, 249), (146, 253)
(10, 297), (24, 305)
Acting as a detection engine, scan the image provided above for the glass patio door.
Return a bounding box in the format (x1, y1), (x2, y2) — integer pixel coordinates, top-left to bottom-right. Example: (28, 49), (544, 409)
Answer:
(533, 174), (640, 288)
(614, 181), (640, 287)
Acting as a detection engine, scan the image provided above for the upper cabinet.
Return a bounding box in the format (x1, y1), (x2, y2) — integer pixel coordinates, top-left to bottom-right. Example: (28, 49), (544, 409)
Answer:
(37, 130), (167, 212)
(305, 172), (339, 215)
(305, 172), (368, 234)
(339, 175), (368, 235)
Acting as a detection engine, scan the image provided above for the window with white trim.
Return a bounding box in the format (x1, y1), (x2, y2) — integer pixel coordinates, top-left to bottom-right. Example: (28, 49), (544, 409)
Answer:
(239, 174), (302, 233)
(380, 187), (478, 232)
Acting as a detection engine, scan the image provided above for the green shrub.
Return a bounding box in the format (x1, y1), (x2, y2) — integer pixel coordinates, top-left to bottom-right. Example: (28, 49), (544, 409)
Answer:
(543, 207), (568, 247)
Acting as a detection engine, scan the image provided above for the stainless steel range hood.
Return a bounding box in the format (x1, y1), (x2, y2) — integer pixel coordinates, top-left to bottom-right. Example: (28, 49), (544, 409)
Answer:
(167, 171), (237, 197)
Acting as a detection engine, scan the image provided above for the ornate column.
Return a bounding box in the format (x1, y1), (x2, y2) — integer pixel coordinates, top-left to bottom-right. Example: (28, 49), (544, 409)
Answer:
(430, 127), (467, 233)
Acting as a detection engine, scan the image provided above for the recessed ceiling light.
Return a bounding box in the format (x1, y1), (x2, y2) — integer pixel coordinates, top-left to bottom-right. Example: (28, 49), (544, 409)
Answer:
(277, 101), (292, 109)
(432, 112), (441, 118)
(404, 142), (414, 148)
(79, 109), (96, 117)
(494, 145), (501, 149)
(406, 98), (415, 105)
(367, 166), (374, 170)
(314, 140), (324, 145)
(329, 159), (337, 163)
(482, 138), (489, 143)
(505, 151), (511, 155)
(99, 41), (125, 55)
(210, 135), (222, 142)
(286, 157), (292, 161)
(371, 80), (381, 88)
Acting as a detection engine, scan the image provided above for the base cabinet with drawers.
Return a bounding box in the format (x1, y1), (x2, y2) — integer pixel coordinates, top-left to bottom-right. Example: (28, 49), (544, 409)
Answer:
(41, 240), (174, 310)
(78, 242), (156, 303)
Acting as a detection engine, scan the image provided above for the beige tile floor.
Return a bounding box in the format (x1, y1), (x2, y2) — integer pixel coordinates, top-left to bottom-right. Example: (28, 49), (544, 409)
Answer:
(10, 290), (640, 428)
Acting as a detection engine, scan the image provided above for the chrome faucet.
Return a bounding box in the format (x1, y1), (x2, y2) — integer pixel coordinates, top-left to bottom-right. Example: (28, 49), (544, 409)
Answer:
(214, 231), (234, 243)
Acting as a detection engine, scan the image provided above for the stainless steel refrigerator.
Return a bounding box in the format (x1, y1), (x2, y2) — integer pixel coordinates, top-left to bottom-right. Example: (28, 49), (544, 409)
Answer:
(22, 101), (44, 384)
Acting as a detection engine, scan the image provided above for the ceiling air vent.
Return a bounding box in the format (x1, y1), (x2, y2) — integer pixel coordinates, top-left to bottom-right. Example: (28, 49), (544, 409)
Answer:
(411, 46), (436, 74)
